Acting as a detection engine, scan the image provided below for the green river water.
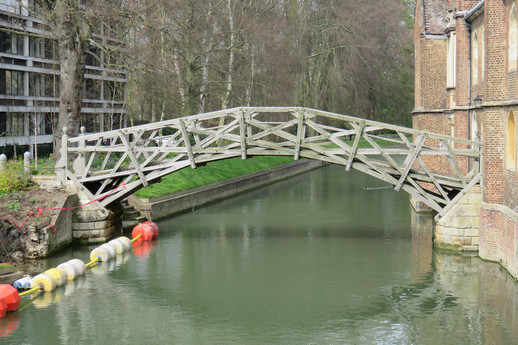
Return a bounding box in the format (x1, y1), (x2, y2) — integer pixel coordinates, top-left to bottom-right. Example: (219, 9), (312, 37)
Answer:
(3, 165), (518, 344)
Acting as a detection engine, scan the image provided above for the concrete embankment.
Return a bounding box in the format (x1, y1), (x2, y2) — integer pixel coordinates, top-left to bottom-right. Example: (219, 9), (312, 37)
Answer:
(128, 160), (325, 221)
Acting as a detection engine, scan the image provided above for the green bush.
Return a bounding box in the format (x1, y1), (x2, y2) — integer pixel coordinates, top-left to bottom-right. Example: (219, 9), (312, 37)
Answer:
(0, 164), (34, 192)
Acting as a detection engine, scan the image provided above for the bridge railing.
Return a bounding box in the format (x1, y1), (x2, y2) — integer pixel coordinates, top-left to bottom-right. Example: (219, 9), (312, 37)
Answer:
(58, 107), (481, 216)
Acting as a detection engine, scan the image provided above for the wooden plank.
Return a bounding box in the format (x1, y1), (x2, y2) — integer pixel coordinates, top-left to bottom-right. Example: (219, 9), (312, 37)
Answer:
(180, 119), (197, 169)
(441, 139), (466, 187)
(294, 111), (306, 160)
(239, 110), (247, 160)
(118, 131), (148, 187)
(435, 173), (481, 221)
(395, 134), (425, 192)
(346, 122), (365, 171)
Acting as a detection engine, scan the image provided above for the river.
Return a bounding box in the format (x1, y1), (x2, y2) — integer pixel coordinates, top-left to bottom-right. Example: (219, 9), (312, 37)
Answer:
(3, 165), (518, 344)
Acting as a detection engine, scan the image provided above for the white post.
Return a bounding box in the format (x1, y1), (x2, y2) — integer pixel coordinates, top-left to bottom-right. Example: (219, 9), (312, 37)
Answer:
(24, 151), (31, 174)
(0, 154), (6, 173)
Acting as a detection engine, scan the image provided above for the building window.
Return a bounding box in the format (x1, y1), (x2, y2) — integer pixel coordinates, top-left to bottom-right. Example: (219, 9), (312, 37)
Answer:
(29, 113), (54, 135)
(473, 30), (479, 85)
(0, 32), (23, 55)
(447, 32), (456, 88)
(29, 73), (46, 96)
(510, 4), (518, 71)
(507, 111), (516, 171)
(6, 113), (25, 136)
(4, 70), (24, 95)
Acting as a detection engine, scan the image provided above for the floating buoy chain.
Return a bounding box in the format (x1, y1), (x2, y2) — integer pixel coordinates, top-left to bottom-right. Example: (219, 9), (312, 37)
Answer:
(2, 221), (159, 319)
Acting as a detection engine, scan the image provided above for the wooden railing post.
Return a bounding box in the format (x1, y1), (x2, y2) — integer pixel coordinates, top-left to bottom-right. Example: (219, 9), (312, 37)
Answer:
(72, 126), (86, 176)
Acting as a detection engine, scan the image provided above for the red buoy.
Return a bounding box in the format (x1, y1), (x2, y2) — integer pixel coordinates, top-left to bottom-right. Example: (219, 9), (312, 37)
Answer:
(0, 312), (20, 337)
(0, 298), (7, 319)
(0, 285), (20, 312)
(142, 221), (159, 239)
(132, 223), (154, 241)
(133, 240), (152, 257)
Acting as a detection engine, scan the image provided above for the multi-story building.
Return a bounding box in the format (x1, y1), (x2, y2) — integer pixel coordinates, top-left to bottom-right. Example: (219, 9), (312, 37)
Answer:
(415, 0), (518, 277)
(0, 0), (127, 156)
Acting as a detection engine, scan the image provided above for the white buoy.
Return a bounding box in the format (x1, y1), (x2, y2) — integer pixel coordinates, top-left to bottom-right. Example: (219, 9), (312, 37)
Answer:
(57, 262), (79, 281)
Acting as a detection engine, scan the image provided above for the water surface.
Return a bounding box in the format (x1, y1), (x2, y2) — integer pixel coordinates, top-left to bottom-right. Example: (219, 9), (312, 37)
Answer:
(4, 165), (518, 344)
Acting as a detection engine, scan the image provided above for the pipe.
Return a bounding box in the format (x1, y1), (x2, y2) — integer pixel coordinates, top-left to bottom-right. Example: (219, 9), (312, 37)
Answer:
(465, 19), (472, 171)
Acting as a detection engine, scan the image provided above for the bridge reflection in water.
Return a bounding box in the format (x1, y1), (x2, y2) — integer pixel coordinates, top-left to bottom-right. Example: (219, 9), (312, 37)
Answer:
(6, 166), (517, 344)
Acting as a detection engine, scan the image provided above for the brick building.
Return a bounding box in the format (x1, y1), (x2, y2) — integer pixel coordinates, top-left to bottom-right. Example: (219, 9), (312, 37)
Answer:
(415, 0), (518, 277)
(0, 0), (127, 157)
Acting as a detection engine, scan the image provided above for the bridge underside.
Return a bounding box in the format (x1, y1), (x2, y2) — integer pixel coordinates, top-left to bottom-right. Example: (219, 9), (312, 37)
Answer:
(59, 107), (481, 219)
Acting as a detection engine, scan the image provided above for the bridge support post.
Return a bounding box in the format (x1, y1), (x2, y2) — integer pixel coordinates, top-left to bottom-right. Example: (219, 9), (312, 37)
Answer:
(434, 185), (482, 252)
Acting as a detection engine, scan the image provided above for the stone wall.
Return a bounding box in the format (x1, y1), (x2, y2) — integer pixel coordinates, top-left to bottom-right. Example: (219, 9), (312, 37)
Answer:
(435, 184), (482, 252)
(72, 203), (123, 244)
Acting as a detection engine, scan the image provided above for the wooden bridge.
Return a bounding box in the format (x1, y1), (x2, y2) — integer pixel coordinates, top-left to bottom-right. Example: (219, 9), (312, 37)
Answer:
(57, 107), (481, 219)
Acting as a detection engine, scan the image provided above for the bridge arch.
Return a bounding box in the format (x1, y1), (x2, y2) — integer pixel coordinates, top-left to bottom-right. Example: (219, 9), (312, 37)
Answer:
(57, 107), (481, 218)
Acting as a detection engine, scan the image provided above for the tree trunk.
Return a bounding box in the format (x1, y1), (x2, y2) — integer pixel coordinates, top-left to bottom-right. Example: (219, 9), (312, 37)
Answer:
(52, 1), (86, 163)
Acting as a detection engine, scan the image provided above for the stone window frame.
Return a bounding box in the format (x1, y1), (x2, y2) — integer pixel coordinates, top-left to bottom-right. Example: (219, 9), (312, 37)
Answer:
(509, 3), (518, 72)
(506, 110), (516, 171)
(473, 30), (480, 85)
(447, 32), (457, 88)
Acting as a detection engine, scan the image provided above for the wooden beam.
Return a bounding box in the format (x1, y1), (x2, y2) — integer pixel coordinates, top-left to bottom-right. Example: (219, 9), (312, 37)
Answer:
(294, 111), (306, 160)
(180, 119), (197, 169)
(346, 122), (365, 171)
(395, 134), (425, 191)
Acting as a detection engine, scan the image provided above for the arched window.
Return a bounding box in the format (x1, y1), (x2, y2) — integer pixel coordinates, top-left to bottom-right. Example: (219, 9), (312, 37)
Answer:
(507, 111), (516, 171)
(473, 30), (479, 85)
(509, 4), (518, 71)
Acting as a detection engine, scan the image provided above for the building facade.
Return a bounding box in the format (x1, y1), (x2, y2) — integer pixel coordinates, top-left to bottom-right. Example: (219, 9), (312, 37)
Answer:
(0, 0), (127, 156)
(415, 0), (518, 277)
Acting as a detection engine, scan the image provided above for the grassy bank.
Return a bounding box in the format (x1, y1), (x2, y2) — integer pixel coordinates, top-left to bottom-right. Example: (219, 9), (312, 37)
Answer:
(134, 156), (293, 198)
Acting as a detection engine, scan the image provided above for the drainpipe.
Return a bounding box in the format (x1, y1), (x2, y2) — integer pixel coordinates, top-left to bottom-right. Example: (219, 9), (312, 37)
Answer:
(465, 19), (472, 171)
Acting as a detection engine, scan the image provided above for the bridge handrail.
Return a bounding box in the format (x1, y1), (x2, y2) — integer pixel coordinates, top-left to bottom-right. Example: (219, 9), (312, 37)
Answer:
(67, 107), (481, 149)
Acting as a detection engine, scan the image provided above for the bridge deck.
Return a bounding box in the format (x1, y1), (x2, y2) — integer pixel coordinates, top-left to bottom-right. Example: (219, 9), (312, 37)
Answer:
(57, 107), (481, 219)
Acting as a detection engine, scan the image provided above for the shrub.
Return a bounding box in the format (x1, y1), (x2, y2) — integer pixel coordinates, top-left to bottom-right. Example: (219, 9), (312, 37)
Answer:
(0, 164), (34, 192)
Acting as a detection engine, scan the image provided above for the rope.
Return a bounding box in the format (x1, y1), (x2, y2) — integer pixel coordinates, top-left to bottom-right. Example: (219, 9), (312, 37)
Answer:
(85, 257), (99, 268)
(130, 234), (142, 243)
(19, 285), (41, 297)
(0, 182), (126, 232)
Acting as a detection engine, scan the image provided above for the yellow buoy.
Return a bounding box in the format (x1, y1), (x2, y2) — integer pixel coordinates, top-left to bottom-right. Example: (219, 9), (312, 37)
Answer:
(44, 268), (67, 287)
(30, 273), (56, 292)
(116, 236), (132, 252)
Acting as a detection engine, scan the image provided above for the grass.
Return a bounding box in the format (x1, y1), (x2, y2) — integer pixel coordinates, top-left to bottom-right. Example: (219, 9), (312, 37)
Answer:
(134, 156), (293, 198)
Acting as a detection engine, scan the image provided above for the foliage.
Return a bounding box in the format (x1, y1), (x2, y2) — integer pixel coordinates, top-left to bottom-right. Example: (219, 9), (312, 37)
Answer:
(135, 156), (293, 198)
(0, 163), (35, 192)
(124, 0), (414, 125)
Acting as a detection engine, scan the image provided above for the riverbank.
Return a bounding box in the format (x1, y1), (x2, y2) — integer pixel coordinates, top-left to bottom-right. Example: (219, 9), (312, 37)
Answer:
(128, 159), (325, 220)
